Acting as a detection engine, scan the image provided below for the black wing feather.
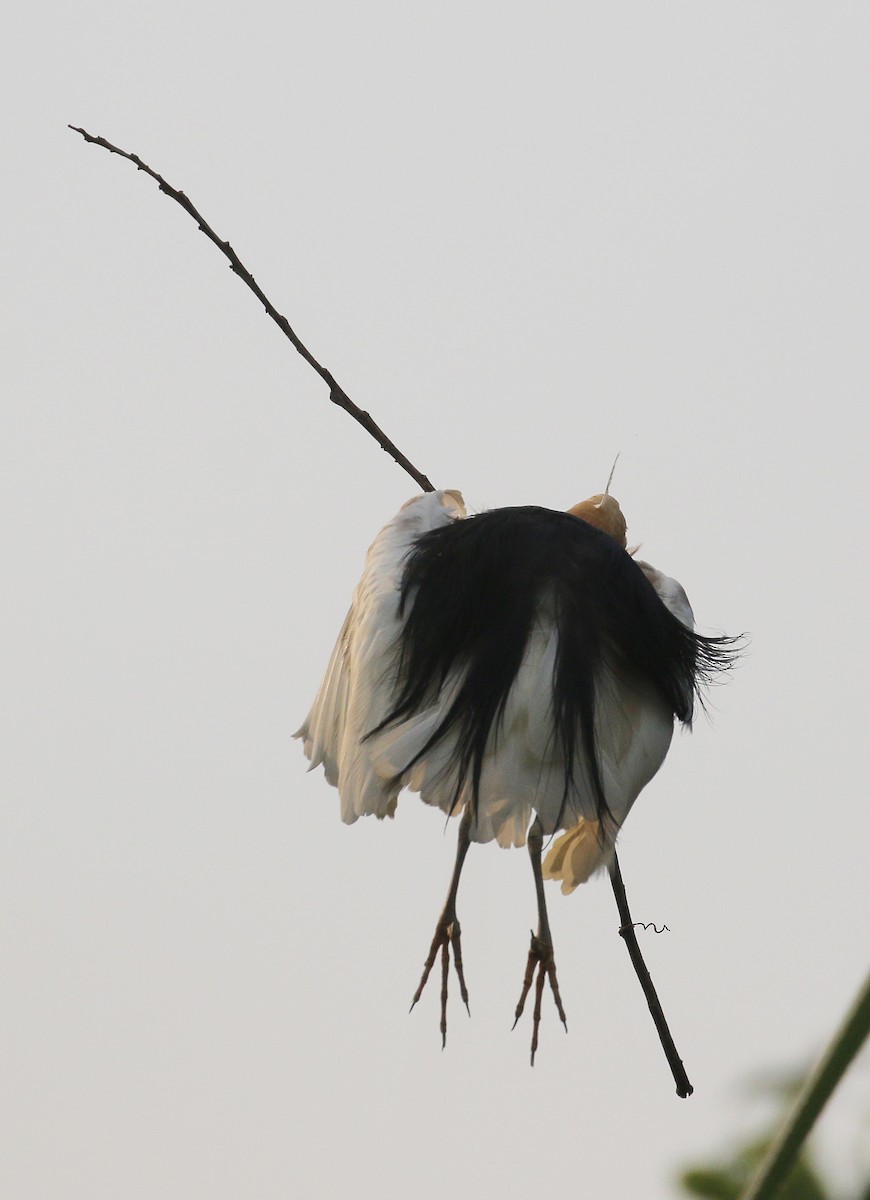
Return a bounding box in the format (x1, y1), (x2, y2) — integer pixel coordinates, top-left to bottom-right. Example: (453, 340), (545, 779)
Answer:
(368, 506), (737, 826)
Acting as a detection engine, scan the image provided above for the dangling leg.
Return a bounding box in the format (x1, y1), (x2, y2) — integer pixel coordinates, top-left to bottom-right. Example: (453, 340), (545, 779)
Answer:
(513, 817), (568, 1064)
(410, 805), (472, 1047)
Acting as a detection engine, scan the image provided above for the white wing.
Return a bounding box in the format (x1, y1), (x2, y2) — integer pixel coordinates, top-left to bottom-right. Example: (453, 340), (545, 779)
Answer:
(295, 490), (466, 824)
(635, 559), (695, 627)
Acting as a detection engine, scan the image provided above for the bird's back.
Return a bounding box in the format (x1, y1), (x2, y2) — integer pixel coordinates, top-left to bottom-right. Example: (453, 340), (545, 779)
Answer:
(370, 505), (699, 844)
(297, 493), (733, 879)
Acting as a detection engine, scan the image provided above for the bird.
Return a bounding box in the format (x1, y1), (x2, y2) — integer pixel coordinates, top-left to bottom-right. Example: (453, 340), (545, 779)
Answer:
(296, 488), (736, 1063)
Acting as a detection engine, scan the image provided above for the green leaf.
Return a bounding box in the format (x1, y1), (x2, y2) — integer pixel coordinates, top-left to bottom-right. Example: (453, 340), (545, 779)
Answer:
(680, 1165), (742, 1200)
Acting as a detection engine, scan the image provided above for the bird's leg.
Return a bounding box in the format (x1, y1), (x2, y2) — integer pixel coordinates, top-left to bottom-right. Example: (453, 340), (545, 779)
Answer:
(513, 817), (568, 1065)
(410, 805), (472, 1047)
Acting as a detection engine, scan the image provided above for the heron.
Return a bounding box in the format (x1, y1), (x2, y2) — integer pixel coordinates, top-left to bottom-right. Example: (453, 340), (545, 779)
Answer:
(296, 488), (736, 1065)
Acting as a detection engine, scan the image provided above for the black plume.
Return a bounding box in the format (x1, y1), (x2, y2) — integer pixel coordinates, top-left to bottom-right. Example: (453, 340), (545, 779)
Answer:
(368, 506), (738, 827)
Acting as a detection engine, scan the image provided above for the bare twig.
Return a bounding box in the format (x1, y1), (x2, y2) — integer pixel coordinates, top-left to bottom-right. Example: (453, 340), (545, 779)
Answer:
(68, 125), (435, 494)
(610, 854), (693, 1098)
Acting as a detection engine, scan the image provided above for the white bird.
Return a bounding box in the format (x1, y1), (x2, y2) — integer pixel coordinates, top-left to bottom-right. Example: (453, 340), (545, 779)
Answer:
(296, 488), (735, 1063)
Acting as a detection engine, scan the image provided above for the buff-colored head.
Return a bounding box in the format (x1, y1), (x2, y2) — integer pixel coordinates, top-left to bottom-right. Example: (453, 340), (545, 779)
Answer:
(567, 494), (627, 548)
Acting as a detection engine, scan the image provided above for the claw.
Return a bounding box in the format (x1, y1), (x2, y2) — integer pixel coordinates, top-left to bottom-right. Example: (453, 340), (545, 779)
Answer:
(410, 809), (473, 1048)
(410, 916), (470, 1048)
(513, 931), (567, 1065)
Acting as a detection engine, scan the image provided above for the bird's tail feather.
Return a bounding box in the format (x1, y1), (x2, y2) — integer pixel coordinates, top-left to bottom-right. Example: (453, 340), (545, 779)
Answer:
(542, 819), (612, 894)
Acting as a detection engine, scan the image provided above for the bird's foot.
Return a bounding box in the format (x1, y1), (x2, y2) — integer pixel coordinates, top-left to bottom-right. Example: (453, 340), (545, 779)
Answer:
(512, 931), (568, 1065)
(410, 913), (470, 1048)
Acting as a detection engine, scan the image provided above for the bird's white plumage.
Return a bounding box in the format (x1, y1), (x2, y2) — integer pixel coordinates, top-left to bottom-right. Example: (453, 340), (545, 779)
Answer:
(297, 491), (695, 886)
(297, 490), (466, 823)
(636, 560), (695, 628)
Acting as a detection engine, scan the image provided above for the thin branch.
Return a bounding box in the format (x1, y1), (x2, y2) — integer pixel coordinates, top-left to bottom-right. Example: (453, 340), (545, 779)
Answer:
(739, 969), (870, 1200)
(68, 125), (435, 494)
(610, 853), (694, 1098)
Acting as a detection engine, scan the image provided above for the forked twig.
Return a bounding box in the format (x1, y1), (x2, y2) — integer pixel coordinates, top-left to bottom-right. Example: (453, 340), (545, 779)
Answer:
(68, 125), (434, 494)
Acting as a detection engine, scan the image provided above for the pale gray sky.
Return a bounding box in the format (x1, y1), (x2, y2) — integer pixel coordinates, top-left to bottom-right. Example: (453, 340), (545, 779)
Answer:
(4, 3), (870, 1196)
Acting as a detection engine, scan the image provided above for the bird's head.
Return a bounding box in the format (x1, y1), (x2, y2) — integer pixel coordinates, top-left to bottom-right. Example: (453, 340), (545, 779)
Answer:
(567, 494), (627, 548)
